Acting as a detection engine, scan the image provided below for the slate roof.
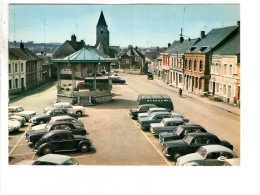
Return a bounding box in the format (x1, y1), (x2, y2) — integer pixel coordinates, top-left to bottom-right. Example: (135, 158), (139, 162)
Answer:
(51, 47), (116, 63)
(53, 40), (85, 58)
(9, 47), (40, 61)
(97, 11), (107, 27)
(213, 32), (240, 55)
(164, 38), (200, 55)
(126, 48), (146, 60)
(187, 25), (238, 54)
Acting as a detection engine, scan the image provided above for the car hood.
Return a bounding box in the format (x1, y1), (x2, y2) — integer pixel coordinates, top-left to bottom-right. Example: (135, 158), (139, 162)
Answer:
(73, 106), (84, 109)
(9, 115), (24, 120)
(130, 108), (138, 113)
(9, 120), (21, 127)
(150, 123), (164, 128)
(27, 129), (47, 136)
(19, 111), (36, 115)
(32, 114), (49, 119)
(138, 113), (148, 118)
(159, 132), (176, 138)
(32, 124), (47, 131)
(177, 153), (204, 166)
(164, 139), (186, 147)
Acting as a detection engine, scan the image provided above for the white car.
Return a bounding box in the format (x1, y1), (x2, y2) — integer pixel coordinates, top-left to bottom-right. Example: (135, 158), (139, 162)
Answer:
(9, 114), (26, 126)
(44, 102), (85, 116)
(9, 119), (21, 133)
(9, 106), (36, 121)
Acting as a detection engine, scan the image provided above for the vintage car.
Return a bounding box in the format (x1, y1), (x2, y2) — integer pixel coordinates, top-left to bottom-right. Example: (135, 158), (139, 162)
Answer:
(150, 118), (186, 136)
(33, 130), (93, 155)
(8, 106), (36, 121)
(9, 113), (26, 126)
(26, 121), (87, 145)
(111, 77), (126, 84)
(8, 119), (21, 133)
(176, 145), (234, 166)
(129, 104), (157, 120)
(159, 124), (207, 143)
(139, 112), (173, 130)
(29, 108), (78, 125)
(137, 107), (169, 120)
(32, 115), (84, 131)
(162, 133), (233, 161)
(44, 102), (85, 117)
(15, 154), (80, 165)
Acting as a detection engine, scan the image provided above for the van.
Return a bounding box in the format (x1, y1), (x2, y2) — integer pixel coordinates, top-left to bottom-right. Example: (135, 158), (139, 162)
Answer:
(137, 94), (174, 111)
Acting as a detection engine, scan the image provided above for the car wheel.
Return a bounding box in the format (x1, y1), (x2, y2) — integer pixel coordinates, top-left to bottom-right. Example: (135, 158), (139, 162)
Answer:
(42, 146), (53, 155)
(172, 152), (181, 161)
(76, 111), (82, 117)
(80, 143), (89, 153)
(39, 120), (45, 124)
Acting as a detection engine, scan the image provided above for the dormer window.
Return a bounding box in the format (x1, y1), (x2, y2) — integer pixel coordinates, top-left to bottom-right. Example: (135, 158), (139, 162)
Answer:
(200, 46), (207, 52)
(190, 46), (196, 51)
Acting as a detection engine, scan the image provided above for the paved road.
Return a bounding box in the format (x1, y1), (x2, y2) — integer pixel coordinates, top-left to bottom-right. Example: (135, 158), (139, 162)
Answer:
(8, 73), (239, 165)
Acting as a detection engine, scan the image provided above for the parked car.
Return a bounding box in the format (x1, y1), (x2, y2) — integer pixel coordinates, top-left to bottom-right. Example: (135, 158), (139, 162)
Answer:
(29, 108), (78, 125)
(129, 104), (157, 120)
(139, 112), (173, 130)
(176, 145), (234, 166)
(14, 154), (80, 165)
(138, 94), (174, 111)
(26, 121), (87, 145)
(159, 124), (207, 143)
(44, 102), (85, 117)
(9, 114), (26, 126)
(32, 116), (84, 131)
(137, 107), (169, 120)
(150, 118), (186, 136)
(147, 72), (153, 80)
(111, 77), (126, 84)
(8, 106), (36, 121)
(8, 119), (21, 133)
(33, 130), (93, 155)
(162, 133), (233, 161)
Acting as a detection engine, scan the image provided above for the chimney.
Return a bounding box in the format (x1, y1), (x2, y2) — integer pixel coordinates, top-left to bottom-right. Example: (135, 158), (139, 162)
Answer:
(200, 31), (205, 39)
(168, 43), (171, 48)
(71, 34), (76, 43)
(20, 41), (24, 49)
(180, 28), (184, 43)
(237, 21), (240, 26)
(135, 46), (138, 50)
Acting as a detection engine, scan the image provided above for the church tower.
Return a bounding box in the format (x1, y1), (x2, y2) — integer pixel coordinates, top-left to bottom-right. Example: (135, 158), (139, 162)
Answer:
(96, 11), (110, 47)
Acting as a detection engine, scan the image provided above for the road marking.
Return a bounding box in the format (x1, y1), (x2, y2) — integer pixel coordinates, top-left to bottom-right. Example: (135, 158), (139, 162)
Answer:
(9, 124), (32, 156)
(131, 119), (171, 166)
(9, 143), (30, 147)
(9, 152), (35, 157)
(31, 152), (36, 160)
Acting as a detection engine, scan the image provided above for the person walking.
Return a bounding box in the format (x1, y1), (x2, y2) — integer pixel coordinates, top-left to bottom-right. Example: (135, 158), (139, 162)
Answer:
(179, 88), (182, 97)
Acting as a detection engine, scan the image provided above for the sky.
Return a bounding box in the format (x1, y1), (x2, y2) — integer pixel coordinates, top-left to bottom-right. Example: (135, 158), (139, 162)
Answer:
(8, 4), (240, 47)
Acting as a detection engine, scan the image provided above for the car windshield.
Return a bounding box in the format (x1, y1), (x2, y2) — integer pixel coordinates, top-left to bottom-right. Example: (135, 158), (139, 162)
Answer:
(197, 147), (207, 158)
(17, 107), (24, 112)
(175, 126), (184, 135)
(45, 124), (52, 131)
(183, 135), (193, 144)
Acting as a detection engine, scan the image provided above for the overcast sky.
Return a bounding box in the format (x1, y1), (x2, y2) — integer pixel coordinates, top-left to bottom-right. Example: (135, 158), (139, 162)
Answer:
(9, 4), (240, 47)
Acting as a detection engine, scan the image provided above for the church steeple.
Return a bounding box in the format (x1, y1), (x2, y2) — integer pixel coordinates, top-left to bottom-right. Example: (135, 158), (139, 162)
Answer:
(97, 11), (107, 27)
(96, 11), (109, 47)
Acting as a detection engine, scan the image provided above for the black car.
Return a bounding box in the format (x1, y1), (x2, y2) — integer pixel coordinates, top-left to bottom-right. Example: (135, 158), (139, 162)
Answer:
(34, 130), (92, 156)
(26, 121), (87, 145)
(159, 124), (207, 143)
(129, 104), (157, 119)
(162, 133), (233, 161)
(29, 108), (78, 125)
(111, 77), (126, 84)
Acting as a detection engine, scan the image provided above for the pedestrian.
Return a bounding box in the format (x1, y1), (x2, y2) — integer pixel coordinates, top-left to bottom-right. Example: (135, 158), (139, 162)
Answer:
(179, 88), (182, 97)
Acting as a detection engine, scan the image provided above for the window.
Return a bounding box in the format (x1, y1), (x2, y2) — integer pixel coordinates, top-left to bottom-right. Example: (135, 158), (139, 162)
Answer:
(188, 60), (192, 70)
(15, 78), (18, 88)
(229, 64), (233, 75)
(21, 63), (24, 72)
(194, 60), (197, 71)
(15, 63), (18, 72)
(135, 57), (139, 61)
(61, 133), (73, 140)
(184, 59), (187, 70)
(223, 84), (226, 96)
(126, 59), (129, 64)
(206, 152), (221, 159)
(223, 64), (227, 75)
(9, 64), (11, 73)
(179, 74), (183, 83)
(199, 60), (203, 72)
(194, 138), (203, 145)
(122, 59), (126, 64)
(9, 80), (12, 89)
(216, 83), (219, 93)
(51, 135), (61, 141)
